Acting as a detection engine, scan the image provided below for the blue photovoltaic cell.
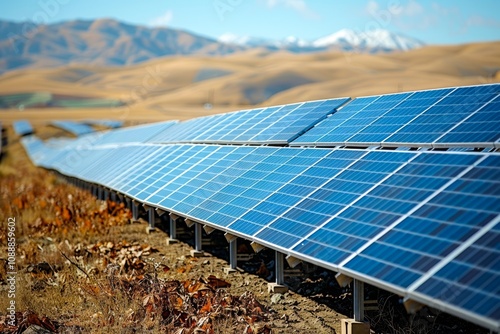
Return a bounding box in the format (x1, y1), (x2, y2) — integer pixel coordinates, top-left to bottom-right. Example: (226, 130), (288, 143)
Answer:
(228, 149), (366, 249)
(51, 121), (95, 136)
(84, 119), (123, 129)
(387, 85), (499, 144)
(436, 96), (500, 144)
(343, 153), (498, 290)
(81, 121), (177, 146)
(112, 145), (193, 195)
(415, 221), (500, 323)
(292, 151), (415, 265)
(153, 146), (261, 213)
(87, 146), (161, 187)
(13, 120), (34, 136)
(292, 84), (499, 147)
(128, 145), (216, 201)
(148, 98), (349, 144)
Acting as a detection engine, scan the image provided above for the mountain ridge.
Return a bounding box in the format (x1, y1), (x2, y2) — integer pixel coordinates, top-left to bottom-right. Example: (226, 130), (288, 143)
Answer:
(1, 18), (424, 73)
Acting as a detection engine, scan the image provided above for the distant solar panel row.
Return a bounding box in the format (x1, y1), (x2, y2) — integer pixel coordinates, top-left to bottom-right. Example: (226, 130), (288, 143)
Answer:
(51, 121), (95, 136)
(52, 121), (178, 149)
(292, 84), (500, 148)
(84, 119), (123, 129)
(13, 120), (34, 136)
(21, 138), (500, 331)
(149, 98), (350, 145)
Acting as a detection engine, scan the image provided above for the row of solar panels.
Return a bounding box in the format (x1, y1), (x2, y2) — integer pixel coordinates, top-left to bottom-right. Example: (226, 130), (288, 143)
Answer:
(13, 120), (34, 136)
(21, 136), (500, 331)
(59, 84), (499, 149)
(13, 119), (124, 137)
(149, 84), (499, 148)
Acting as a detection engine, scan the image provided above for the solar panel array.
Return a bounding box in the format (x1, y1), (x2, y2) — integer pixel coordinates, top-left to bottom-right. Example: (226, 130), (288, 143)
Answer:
(13, 120), (34, 136)
(293, 85), (500, 148)
(51, 120), (95, 136)
(149, 98), (350, 144)
(84, 119), (123, 129)
(20, 84), (500, 332)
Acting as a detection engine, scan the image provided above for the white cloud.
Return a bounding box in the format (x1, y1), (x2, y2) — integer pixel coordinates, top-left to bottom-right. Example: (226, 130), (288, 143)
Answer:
(366, 0), (423, 18)
(364, 0), (434, 30)
(365, 0), (379, 15)
(150, 10), (173, 27)
(401, 0), (424, 17)
(465, 15), (500, 28)
(262, 0), (319, 19)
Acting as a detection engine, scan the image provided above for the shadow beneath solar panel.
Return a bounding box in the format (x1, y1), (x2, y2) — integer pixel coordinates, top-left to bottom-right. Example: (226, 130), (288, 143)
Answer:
(150, 216), (492, 334)
(54, 182), (493, 334)
(148, 215), (356, 313)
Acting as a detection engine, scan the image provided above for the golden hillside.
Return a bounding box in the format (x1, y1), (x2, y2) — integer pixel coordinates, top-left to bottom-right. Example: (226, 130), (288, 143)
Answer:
(0, 41), (499, 123)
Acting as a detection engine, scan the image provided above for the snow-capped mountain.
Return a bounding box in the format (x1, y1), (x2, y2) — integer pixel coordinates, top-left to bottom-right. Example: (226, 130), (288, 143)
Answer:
(218, 28), (424, 53)
(313, 29), (424, 51)
(218, 33), (273, 48)
(218, 33), (310, 49)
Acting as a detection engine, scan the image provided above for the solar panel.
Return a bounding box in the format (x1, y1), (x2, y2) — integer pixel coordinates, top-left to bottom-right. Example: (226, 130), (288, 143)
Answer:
(87, 121), (177, 146)
(411, 217), (500, 329)
(51, 121), (95, 136)
(149, 98), (349, 144)
(13, 120), (34, 136)
(292, 84), (500, 148)
(84, 119), (123, 129)
(19, 83), (500, 332)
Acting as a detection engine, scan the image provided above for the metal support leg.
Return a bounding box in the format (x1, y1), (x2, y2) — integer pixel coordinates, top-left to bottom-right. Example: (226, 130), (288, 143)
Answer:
(353, 279), (364, 322)
(190, 223), (204, 257)
(268, 251), (288, 293)
(132, 202), (139, 222)
(146, 207), (155, 233)
(276, 251), (284, 285)
(166, 217), (178, 245)
(98, 187), (103, 200)
(111, 191), (117, 202)
(229, 239), (237, 270)
(103, 189), (109, 201)
(170, 217), (177, 239)
(195, 223), (202, 252)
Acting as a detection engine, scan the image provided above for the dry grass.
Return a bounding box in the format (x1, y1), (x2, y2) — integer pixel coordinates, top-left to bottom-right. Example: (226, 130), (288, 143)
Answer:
(1, 128), (343, 334)
(1, 41), (499, 125)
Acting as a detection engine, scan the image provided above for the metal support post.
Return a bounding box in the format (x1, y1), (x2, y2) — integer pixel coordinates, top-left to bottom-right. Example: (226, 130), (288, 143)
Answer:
(268, 251), (288, 293)
(353, 279), (365, 322)
(229, 239), (237, 270)
(170, 217), (177, 239)
(146, 207), (155, 233)
(195, 223), (202, 252)
(190, 223), (204, 257)
(132, 202), (139, 221)
(276, 251), (284, 285)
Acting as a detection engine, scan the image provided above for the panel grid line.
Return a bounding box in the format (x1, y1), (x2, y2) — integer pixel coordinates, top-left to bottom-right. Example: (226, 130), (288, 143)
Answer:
(337, 154), (489, 268)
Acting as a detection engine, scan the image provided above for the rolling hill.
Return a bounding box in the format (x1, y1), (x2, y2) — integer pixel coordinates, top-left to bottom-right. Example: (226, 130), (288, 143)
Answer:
(0, 41), (499, 123)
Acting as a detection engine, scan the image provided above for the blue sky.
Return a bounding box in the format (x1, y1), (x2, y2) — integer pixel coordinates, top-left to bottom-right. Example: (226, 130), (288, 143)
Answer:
(1, 0), (499, 44)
